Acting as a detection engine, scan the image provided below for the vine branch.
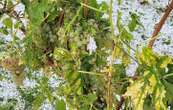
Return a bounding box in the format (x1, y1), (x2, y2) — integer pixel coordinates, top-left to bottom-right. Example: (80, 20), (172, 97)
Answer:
(148, 0), (173, 48)
(116, 96), (125, 110)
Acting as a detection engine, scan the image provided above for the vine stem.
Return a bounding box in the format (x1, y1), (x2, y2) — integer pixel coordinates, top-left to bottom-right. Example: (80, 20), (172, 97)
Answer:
(148, 0), (173, 48)
(106, 67), (113, 110)
(83, 0), (88, 17)
(106, 0), (114, 110)
(116, 96), (125, 110)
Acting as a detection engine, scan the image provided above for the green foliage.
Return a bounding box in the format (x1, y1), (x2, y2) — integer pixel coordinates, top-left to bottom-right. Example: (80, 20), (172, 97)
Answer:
(32, 95), (45, 110)
(0, 0), (173, 110)
(126, 47), (173, 110)
(3, 18), (13, 29)
(0, 102), (16, 110)
(24, 0), (50, 27)
(55, 99), (66, 110)
(128, 12), (140, 32)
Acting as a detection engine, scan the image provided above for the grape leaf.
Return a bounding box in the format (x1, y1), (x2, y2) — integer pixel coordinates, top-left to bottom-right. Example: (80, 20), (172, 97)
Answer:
(55, 99), (66, 110)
